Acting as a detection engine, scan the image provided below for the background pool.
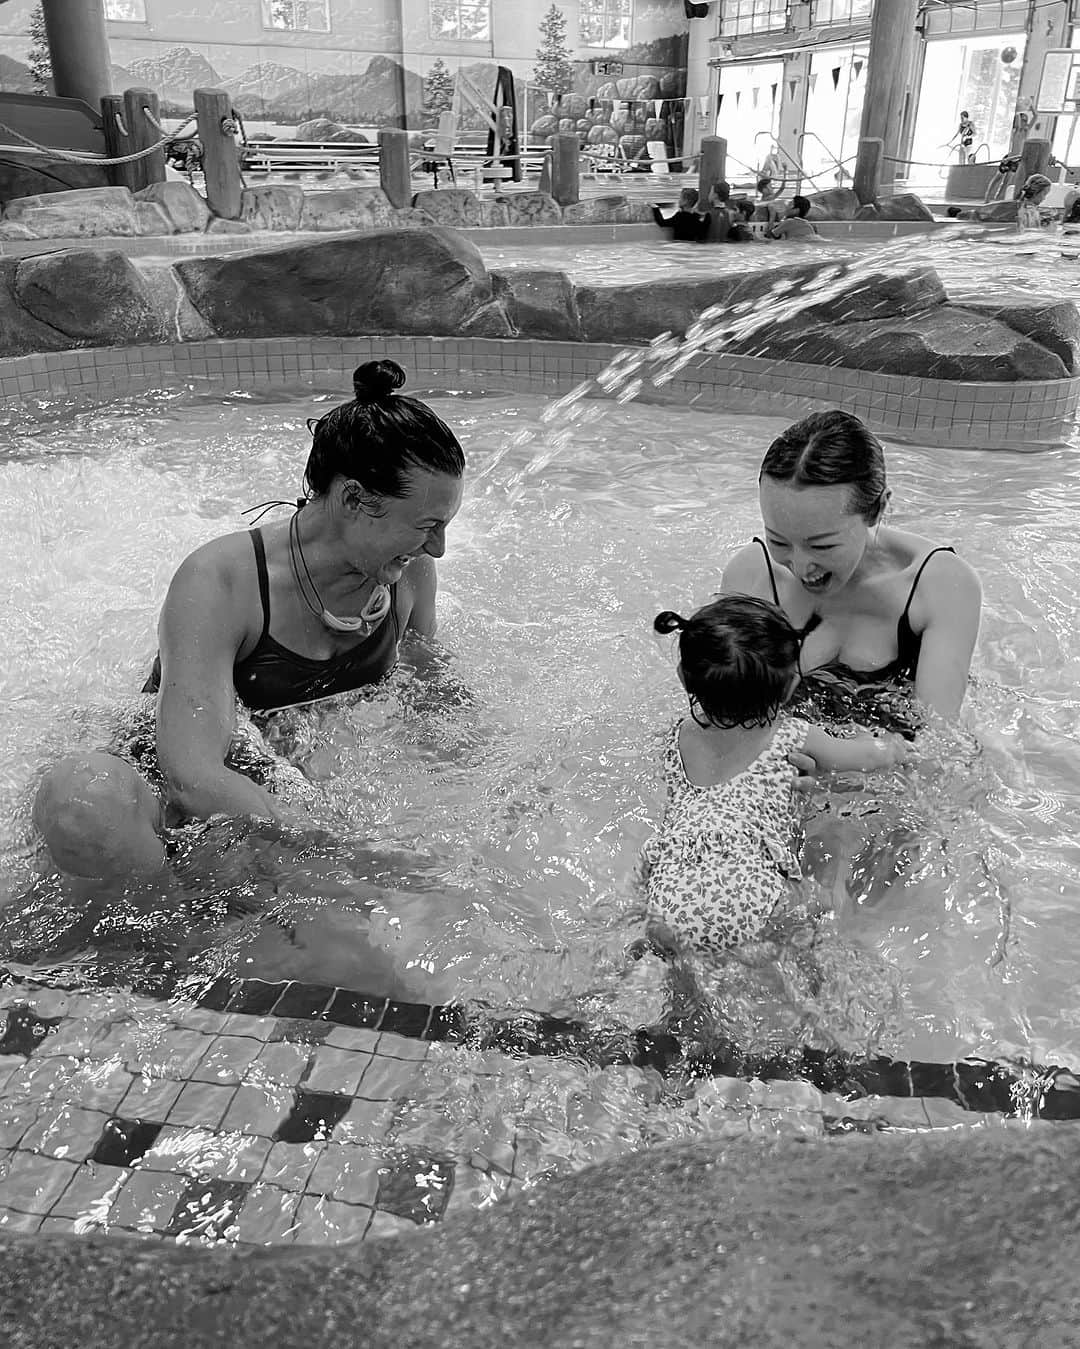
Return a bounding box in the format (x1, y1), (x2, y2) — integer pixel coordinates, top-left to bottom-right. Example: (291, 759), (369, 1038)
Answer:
(2, 384), (1080, 1075)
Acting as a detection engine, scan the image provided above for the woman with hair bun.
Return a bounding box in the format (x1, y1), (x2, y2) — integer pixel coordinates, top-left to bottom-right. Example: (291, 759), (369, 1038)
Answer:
(721, 410), (982, 733)
(34, 359), (465, 881)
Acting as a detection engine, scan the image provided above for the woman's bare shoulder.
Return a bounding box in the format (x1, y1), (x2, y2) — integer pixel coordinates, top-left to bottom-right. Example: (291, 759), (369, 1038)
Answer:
(720, 540), (771, 593)
(168, 529), (258, 601)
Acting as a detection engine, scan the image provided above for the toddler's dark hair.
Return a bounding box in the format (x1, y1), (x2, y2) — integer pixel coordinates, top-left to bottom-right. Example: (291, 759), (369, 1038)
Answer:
(655, 595), (813, 728)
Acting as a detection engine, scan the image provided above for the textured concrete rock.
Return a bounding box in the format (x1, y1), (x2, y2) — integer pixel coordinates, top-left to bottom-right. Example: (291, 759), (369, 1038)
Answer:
(492, 268), (581, 340)
(2, 185), (138, 238)
(805, 186), (861, 220)
(794, 266), (947, 327)
(205, 217), (253, 234)
(624, 199), (657, 224)
(875, 192), (935, 222)
(411, 188), (482, 228)
(14, 249), (159, 344)
(238, 184), (305, 231)
(954, 295), (1080, 374)
(1, 1131), (1079, 1349)
(175, 228), (495, 338)
(0, 257), (70, 356)
(298, 186), (396, 231)
(134, 201), (175, 236)
(561, 195), (630, 226)
(503, 191), (561, 226)
(135, 182), (211, 233)
(969, 200), (1019, 223)
(294, 118), (339, 140)
(479, 198), (511, 228)
(730, 304), (1070, 380)
(460, 301), (514, 336)
(854, 203), (881, 221)
(0, 220), (35, 240)
(0, 158), (108, 205)
(132, 260), (216, 341)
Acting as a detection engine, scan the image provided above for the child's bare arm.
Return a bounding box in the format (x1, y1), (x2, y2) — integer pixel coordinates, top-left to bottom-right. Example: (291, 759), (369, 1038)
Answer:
(802, 725), (910, 773)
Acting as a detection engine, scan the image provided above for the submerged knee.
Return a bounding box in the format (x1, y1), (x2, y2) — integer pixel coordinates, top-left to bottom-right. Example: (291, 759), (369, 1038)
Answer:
(33, 752), (165, 880)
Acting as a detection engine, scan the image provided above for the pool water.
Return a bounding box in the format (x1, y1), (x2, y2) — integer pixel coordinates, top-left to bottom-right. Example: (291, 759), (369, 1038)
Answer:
(479, 228), (1080, 300)
(2, 384), (1080, 1082)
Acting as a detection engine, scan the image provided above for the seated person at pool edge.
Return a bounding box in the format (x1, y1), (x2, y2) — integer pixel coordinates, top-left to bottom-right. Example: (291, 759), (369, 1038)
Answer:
(33, 359), (465, 881)
(651, 187), (710, 242)
(721, 410), (981, 724)
(769, 196), (819, 240)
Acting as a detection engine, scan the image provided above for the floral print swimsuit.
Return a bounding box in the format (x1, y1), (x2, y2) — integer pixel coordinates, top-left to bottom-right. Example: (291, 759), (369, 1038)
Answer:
(640, 716), (810, 953)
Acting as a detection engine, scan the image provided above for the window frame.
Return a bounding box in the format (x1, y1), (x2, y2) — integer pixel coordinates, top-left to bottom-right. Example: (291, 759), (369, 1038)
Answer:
(579, 0), (634, 50)
(809, 0), (873, 26)
(259, 0), (333, 35)
(104, 0), (148, 22)
(718, 0), (790, 39)
(427, 0), (493, 43)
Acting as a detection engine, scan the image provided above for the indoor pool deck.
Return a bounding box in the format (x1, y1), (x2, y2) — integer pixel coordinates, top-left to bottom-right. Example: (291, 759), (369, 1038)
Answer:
(0, 332), (1075, 451)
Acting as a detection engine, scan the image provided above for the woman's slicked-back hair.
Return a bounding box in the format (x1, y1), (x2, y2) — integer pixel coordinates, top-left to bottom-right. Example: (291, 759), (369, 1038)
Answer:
(654, 595), (804, 729)
(303, 359), (465, 501)
(759, 410), (886, 522)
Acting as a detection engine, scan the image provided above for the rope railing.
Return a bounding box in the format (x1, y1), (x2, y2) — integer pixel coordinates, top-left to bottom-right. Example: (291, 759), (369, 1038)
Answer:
(0, 111), (197, 167)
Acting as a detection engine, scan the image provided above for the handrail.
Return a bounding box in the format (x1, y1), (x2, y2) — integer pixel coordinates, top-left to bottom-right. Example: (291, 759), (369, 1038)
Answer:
(797, 130), (849, 184)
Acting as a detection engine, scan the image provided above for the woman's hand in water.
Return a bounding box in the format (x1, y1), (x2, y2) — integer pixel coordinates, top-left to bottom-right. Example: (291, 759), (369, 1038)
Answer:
(788, 749), (818, 793)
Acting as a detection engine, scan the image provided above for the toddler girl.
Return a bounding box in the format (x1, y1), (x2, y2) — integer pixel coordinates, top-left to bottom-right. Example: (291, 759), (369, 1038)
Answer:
(640, 595), (908, 956)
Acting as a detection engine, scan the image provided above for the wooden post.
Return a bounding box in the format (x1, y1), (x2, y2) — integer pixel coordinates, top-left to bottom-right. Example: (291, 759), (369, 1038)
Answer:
(550, 133), (580, 206)
(100, 93), (138, 192)
(194, 88), (243, 219)
(123, 87), (166, 193)
(856, 0), (921, 195)
(1013, 137), (1053, 197)
(697, 135), (727, 201)
(853, 137), (884, 206)
(379, 129), (412, 209)
(42, 0), (111, 110)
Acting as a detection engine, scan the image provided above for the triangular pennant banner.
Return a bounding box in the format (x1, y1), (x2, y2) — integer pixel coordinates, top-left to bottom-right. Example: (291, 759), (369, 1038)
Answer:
(735, 90), (741, 106)
(832, 65), (842, 90)
(809, 73), (818, 93)
(717, 92), (724, 111)
(788, 79), (797, 99)
(771, 82), (778, 103)
(752, 87), (759, 107)
(853, 59), (864, 78)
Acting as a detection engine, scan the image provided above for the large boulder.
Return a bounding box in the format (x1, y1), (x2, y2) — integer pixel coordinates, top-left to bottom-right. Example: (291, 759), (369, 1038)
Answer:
(2, 185), (138, 238)
(135, 181), (211, 233)
(875, 192), (935, 223)
(238, 184), (305, 231)
(805, 187), (861, 220)
(0, 257), (71, 356)
(133, 201), (175, 235)
(951, 296), (1080, 374)
(298, 186), (395, 231)
(132, 260), (215, 341)
(728, 305), (1070, 381)
(561, 195), (630, 225)
(326, 127), (370, 143)
(410, 188), (482, 228)
(295, 117), (340, 140)
(502, 192), (561, 226)
(575, 262), (945, 346)
(491, 268), (581, 340)
(174, 228), (496, 338)
(14, 248), (160, 344)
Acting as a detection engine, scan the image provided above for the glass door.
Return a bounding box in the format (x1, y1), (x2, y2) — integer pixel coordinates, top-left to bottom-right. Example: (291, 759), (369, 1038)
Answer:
(716, 60), (784, 183)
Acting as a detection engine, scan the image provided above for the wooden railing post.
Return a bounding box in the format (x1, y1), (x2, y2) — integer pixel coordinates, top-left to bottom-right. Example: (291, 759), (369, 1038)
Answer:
(194, 88), (243, 219)
(379, 129), (412, 208)
(123, 86), (166, 192)
(550, 133), (580, 207)
(101, 93), (138, 192)
(697, 135), (727, 201)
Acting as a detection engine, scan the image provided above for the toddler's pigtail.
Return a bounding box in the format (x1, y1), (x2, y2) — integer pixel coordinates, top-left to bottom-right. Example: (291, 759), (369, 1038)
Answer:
(795, 612), (822, 645)
(654, 611), (687, 635)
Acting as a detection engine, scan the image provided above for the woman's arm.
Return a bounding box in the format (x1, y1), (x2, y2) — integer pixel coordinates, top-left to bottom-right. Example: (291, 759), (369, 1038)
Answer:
(802, 725), (910, 772)
(913, 554), (982, 718)
(156, 546), (293, 825)
(400, 553), (439, 638)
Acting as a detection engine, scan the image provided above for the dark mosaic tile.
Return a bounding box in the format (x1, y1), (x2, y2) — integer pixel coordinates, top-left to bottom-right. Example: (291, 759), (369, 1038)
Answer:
(270, 1017), (333, 1045)
(90, 1117), (163, 1167)
(192, 977), (237, 1013)
(842, 1056), (913, 1100)
(163, 1177), (251, 1240)
(909, 1061), (962, 1102)
(0, 1005), (62, 1058)
(273, 1089), (352, 1144)
(425, 1004), (467, 1043)
(272, 982), (336, 1020)
(380, 1000), (433, 1040)
(376, 1151), (455, 1225)
(954, 1060), (1014, 1113)
(324, 989), (387, 1031)
(227, 979), (290, 1016)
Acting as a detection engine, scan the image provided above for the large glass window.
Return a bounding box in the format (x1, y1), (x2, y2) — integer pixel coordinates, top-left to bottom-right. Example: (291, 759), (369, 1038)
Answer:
(261, 0), (331, 33)
(105, 0), (146, 19)
(429, 0), (491, 41)
(910, 33), (1027, 169)
(719, 0), (788, 38)
(580, 0), (632, 48)
(716, 59), (784, 174)
(810, 0), (872, 24)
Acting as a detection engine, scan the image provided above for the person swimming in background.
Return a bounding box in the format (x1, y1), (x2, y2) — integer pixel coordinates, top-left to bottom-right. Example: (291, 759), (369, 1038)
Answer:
(651, 187), (710, 242)
(638, 596), (909, 957)
(1016, 173), (1053, 231)
(727, 198), (757, 243)
(768, 195), (820, 241)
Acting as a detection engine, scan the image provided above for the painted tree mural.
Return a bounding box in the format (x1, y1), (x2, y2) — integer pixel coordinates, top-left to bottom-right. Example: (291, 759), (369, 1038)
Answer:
(27, 3), (51, 93)
(423, 56), (456, 127)
(534, 5), (573, 102)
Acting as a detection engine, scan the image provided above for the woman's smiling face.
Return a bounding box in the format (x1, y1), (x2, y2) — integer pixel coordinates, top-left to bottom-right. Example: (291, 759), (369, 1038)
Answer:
(759, 477), (876, 598)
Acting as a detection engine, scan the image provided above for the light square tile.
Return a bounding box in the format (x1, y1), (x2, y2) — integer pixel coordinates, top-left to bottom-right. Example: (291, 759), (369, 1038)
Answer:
(108, 1169), (189, 1233)
(166, 1081), (236, 1130)
(293, 1194), (373, 1245)
(260, 1141), (319, 1192)
(231, 1183), (300, 1244)
(191, 1036), (264, 1085)
(0, 1152), (78, 1215)
(303, 1046), (371, 1096)
(120, 1074), (185, 1121)
(18, 1105), (109, 1162)
(307, 1143), (380, 1206)
(220, 1083), (291, 1136)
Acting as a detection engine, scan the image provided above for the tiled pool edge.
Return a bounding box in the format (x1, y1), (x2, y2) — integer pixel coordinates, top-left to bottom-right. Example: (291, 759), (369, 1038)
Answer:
(1, 336), (1075, 449)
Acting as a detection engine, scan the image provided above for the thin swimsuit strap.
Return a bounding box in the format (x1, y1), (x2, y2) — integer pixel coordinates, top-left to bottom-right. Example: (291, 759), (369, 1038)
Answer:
(899, 545), (955, 622)
(250, 528), (272, 642)
(752, 535), (781, 605)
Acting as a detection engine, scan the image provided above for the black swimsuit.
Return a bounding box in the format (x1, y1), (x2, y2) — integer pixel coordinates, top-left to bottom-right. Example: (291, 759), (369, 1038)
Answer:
(145, 529), (401, 713)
